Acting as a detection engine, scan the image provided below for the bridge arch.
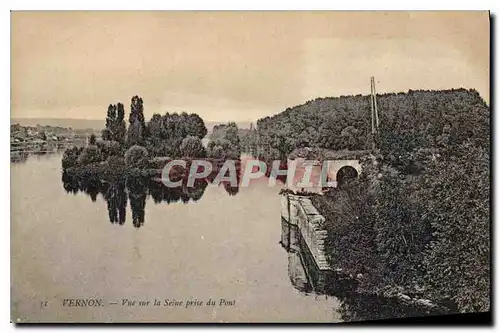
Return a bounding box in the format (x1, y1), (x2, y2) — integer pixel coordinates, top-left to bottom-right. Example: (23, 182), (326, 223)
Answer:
(336, 165), (359, 186)
(325, 160), (362, 187)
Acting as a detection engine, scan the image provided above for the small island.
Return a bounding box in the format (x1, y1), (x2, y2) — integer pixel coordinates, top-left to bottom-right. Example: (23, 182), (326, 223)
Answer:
(61, 95), (243, 182)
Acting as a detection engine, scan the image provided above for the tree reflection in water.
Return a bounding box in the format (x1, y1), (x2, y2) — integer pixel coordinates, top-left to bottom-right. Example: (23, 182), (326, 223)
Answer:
(127, 177), (147, 228)
(103, 181), (127, 225)
(10, 152), (29, 164)
(147, 178), (209, 204)
(61, 160), (240, 228)
(280, 219), (448, 322)
(222, 169), (241, 196)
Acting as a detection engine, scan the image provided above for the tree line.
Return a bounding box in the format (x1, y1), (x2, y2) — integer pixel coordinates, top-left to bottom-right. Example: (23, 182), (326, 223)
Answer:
(207, 122), (242, 159)
(253, 88), (487, 161)
(62, 96), (213, 172)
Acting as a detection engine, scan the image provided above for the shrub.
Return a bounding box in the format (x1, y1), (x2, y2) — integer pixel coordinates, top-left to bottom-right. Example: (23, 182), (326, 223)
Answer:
(315, 143), (490, 312)
(371, 166), (432, 293)
(106, 155), (126, 173)
(209, 145), (225, 159)
(420, 143), (490, 312)
(101, 128), (112, 141)
(145, 138), (181, 158)
(148, 157), (172, 170)
(207, 138), (239, 159)
(62, 146), (83, 170)
(76, 145), (103, 166)
(312, 176), (383, 294)
(89, 134), (97, 145)
(124, 145), (148, 169)
(180, 136), (206, 158)
(96, 139), (122, 158)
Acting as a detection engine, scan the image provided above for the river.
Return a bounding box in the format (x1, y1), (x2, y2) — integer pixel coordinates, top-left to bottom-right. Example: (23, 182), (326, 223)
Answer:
(11, 152), (441, 323)
(11, 153), (343, 323)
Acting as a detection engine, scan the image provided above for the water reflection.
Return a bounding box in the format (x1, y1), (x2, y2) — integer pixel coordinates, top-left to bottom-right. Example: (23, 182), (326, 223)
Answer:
(280, 220), (313, 294)
(61, 170), (238, 228)
(104, 181), (127, 225)
(10, 151), (55, 164)
(11, 142), (77, 164)
(11, 151), (29, 164)
(280, 219), (448, 322)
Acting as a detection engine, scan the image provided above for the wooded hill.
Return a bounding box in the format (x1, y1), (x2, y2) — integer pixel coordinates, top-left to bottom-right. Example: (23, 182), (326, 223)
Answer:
(255, 88), (489, 162)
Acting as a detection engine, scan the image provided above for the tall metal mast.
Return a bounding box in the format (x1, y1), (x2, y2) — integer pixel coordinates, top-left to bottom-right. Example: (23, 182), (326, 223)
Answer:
(370, 77), (380, 150)
(370, 78), (376, 136)
(371, 77), (379, 129)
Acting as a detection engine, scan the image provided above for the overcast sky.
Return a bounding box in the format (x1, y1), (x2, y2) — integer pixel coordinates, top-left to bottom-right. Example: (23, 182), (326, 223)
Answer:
(11, 11), (489, 122)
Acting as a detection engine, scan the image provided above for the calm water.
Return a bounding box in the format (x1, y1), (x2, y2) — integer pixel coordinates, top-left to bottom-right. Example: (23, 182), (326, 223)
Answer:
(11, 153), (342, 323)
(11, 153), (441, 323)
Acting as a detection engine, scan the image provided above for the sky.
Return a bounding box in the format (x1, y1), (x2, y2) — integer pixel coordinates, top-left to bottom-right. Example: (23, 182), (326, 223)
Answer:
(11, 11), (489, 122)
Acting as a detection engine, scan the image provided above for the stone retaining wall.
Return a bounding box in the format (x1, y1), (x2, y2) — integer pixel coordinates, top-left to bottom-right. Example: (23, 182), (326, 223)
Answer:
(281, 194), (332, 271)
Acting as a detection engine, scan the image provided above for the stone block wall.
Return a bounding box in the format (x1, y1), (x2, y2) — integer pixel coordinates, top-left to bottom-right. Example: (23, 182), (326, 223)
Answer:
(281, 194), (332, 271)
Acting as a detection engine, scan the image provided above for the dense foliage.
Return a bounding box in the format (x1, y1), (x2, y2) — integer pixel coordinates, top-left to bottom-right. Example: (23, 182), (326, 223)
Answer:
(145, 112), (207, 158)
(127, 96), (146, 146)
(62, 146), (84, 169)
(62, 96), (209, 171)
(89, 134), (96, 145)
(76, 145), (103, 166)
(256, 89), (486, 160)
(207, 122), (242, 159)
(103, 103), (127, 144)
(307, 89), (489, 313)
(238, 124), (258, 155)
(124, 145), (149, 169)
(180, 136), (206, 158)
(420, 143), (490, 312)
(96, 139), (121, 158)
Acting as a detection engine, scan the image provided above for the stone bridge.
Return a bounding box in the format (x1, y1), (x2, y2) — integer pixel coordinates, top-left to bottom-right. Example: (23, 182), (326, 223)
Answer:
(285, 157), (363, 191)
(323, 159), (362, 187)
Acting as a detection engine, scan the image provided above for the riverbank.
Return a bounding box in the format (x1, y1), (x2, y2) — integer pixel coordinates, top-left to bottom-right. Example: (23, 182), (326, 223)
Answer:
(281, 190), (453, 314)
